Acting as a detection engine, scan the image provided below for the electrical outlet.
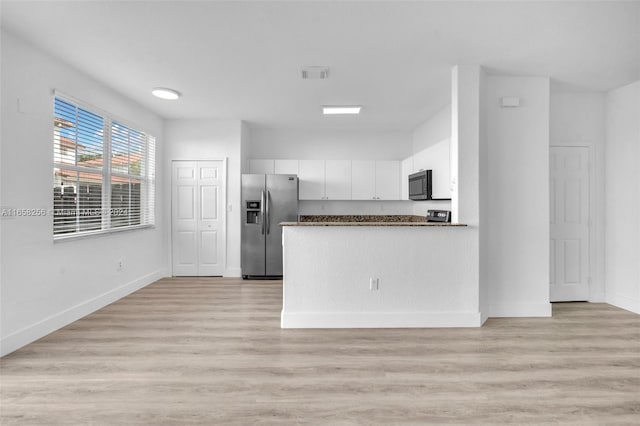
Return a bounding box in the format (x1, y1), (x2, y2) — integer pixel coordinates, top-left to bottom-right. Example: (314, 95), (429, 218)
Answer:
(117, 259), (123, 271)
(369, 277), (379, 291)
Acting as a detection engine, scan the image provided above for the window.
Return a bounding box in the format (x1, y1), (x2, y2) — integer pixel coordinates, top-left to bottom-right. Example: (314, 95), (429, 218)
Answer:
(53, 95), (155, 237)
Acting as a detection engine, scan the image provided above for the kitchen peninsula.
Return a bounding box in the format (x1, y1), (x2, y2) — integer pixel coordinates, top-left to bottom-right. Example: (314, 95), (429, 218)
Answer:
(280, 215), (482, 328)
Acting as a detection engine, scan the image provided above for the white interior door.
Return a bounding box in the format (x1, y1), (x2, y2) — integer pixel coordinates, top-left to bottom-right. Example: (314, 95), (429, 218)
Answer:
(172, 160), (226, 276)
(550, 147), (590, 301)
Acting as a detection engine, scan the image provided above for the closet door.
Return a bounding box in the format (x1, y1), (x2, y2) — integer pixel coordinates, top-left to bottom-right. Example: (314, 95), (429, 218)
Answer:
(172, 160), (226, 276)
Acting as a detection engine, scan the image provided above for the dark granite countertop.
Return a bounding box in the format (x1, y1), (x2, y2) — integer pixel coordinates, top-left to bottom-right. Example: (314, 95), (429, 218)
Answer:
(280, 215), (466, 227)
(300, 215), (425, 222)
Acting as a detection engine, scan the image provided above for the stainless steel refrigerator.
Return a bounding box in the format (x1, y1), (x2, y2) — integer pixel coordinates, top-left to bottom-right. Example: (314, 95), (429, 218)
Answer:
(241, 174), (298, 278)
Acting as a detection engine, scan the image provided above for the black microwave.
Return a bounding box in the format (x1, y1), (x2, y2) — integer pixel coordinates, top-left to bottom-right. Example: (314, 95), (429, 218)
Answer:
(408, 170), (432, 200)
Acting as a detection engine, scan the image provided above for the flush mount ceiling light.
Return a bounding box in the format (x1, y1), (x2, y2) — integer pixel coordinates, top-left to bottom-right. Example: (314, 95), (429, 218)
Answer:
(322, 106), (362, 115)
(151, 87), (181, 100)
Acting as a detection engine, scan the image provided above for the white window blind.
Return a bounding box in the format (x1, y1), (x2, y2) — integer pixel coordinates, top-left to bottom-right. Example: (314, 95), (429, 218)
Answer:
(53, 95), (155, 237)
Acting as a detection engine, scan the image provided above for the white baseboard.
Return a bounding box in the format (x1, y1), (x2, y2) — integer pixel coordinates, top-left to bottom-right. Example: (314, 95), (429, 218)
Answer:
(0, 268), (167, 357)
(607, 293), (640, 315)
(281, 311), (483, 328)
(488, 302), (552, 318)
(480, 311), (489, 325)
(224, 267), (242, 277)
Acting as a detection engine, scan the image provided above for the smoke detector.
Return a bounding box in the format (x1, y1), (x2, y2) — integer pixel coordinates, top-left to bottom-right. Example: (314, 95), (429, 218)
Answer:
(301, 66), (329, 80)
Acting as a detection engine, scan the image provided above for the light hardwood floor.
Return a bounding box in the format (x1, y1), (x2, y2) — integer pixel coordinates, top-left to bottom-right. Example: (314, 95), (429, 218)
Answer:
(1, 278), (639, 425)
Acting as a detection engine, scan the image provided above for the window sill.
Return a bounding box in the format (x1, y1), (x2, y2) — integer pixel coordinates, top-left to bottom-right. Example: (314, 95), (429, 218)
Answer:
(53, 224), (155, 243)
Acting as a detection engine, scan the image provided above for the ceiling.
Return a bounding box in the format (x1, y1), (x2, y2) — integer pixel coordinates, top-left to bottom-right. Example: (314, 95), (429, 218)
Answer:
(1, 1), (638, 131)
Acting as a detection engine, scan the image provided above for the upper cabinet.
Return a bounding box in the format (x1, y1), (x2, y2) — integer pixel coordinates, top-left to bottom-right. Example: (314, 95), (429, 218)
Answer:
(298, 160), (325, 200)
(324, 160), (351, 200)
(249, 159), (275, 174)
(250, 158), (401, 201)
(352, 160), (400, 200)
(375, 161), (401, 200)
(298, 160), (351, 200)
(274, 159), (299, 175)
(249, 159), (299, 175)
(351, 161), (376, 200)
(247, 141), (451, 201)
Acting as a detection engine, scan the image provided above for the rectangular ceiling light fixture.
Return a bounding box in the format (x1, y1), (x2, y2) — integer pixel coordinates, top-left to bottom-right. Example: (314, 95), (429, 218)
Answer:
(322, 106), (362, 115)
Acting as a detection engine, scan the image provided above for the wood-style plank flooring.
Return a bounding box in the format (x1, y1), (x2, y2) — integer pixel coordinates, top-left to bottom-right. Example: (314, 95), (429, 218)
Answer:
(1, 278), (639, 425)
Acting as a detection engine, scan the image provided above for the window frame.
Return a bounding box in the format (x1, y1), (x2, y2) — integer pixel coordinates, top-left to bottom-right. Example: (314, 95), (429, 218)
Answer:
(53, 92), (156, 241)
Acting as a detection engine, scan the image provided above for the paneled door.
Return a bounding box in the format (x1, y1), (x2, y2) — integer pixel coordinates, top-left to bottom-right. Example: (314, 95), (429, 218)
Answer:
(550, 147), (590, 301)
(172, 160), (226, 276)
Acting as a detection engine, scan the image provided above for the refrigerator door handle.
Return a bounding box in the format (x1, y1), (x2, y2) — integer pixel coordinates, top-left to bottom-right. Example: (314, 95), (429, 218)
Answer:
(260, 190), (265, 235)
(266, 190), (271, 234)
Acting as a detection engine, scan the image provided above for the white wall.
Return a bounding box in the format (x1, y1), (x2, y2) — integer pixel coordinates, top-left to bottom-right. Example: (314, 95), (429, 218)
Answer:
(550, 91), (606, 302)
(164, 119), (243, 277)
(605, 80), (640, 314)
(485, 75), (551, 317)
(0, 31), (167, 356)
(248, 128), (412, 160)
(411, 105), (452, 214)
(478, 68), (489, 323)
(412, 105), (451, 153)
(0, 29), (4, 332)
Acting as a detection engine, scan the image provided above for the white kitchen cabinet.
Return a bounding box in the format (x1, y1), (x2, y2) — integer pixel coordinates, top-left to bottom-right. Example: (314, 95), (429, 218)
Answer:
(274, 159), (299, 175)
(249, 159), (274, 174)
(375, 160), (400, 200)
(298, 160), (325, 200)
(351, 160), (376, 200)
(324, 160), (351, 200)
(250, 159), (298, 175)
(299, 160), (351, 200)
(351, 160), (399, 200)
(400, 157), (413, 200)
(253, 158), (402, 201)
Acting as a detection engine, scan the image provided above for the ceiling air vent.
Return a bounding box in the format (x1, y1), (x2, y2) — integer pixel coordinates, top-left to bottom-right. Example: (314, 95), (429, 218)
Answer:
(301, 66), (329, 80)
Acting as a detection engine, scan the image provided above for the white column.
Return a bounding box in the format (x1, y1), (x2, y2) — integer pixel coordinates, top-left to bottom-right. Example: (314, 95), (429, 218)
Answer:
(451, 65), (481, 226)
(450, 65), (482, 320)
